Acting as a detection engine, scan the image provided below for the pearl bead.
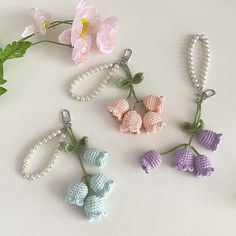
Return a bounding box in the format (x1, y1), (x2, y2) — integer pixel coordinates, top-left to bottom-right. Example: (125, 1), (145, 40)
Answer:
(188, 34), (210, 90)
(69, 62), (118, 102)
(22, 129), (66, 181)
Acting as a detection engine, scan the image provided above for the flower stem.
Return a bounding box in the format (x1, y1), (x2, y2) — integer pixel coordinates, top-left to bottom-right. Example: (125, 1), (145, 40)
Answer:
(190, 145), (200, 155)
(18, 20), (73, 43)
(66, 126), (90, 186)
(32, 40), (72, 48)
(160, 143), (187, 155)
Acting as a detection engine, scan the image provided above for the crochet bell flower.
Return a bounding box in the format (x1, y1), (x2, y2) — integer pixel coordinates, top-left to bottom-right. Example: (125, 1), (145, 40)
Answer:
(84, 195), (106, 222)
(140, 150), (162, 173)
(194, 155), (215, 177)
(65, 182), (88, 207)
(83, 148), (108, 168)
(90, 174), (114, 197)
(198, 130), (222, 151)
(107, 98), (129, 121)
(173, 148), (194, 172)
(120, 110), (142, 134)
(143, 95), (164, 114)
(143, 111), (165, 134)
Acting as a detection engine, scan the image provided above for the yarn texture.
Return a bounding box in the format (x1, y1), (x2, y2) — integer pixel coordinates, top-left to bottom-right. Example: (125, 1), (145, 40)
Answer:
(65, 182), (88, 207)
(143, 111), (165, 134)
(198, 130), (222, 151)
(194, 155), (215, 177)
(83, 148), (108, 168)
(140, 150), (162, 173)
(120, 110), (142, 134)
(84, 195), (107, 222)
(174, 148), (194, 172)
(90, 174), (114, 197)
(107, 98), (129, 121)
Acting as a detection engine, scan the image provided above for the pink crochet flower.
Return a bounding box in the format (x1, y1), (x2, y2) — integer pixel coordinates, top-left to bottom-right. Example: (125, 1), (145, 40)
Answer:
(120, 110), (142, 134)
(143, 111), (165, 134)
(58, 0), (118, 64)
(107, 99), (129, 121)
(143, 95), (164, 114)
(21, 8), (51, 37)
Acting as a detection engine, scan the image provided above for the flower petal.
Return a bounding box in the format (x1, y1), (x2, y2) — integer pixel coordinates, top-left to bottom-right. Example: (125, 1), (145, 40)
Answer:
(58, 28), (72, 44)
(96, 16), (118, 55)
(72, 36), (92, 64)
(21, 24), (36, 37)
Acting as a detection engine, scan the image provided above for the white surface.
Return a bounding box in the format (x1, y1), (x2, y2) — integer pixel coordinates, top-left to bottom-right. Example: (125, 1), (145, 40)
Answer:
(0, 0), (236, 235)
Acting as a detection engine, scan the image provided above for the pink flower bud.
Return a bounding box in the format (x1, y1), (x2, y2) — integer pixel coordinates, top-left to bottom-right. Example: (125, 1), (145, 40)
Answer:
(143, 111), (165, 134)
(120, 110), (142, 134)
(107, 98), (129, 121)
(143, 95), (164, 114)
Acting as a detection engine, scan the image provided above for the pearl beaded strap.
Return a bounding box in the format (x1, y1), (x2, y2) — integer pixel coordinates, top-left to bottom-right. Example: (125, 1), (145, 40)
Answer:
(22, 130), (67, 180)
(68, 49), (132, 102)
(21, 110), (71, 180)
(188, 34), (210, 91)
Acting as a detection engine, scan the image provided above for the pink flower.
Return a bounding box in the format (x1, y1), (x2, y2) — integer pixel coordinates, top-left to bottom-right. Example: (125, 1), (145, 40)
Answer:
(107, 99), (129, 121)
(120, 110), (142, 134)
(143, 111), (165, 134)
(96, 16), (118, 55)
(21, 8), (51, 37)
(58, 0), (118, 64)
(58, 0), (99, 64)
(143, 95), (164, 114)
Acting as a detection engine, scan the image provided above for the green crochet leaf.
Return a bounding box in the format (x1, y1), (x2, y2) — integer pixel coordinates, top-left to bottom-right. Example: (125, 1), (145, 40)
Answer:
(131, 73), (143, 84)
(0, 86), (7, 95)
(181, 122), (193, 130)
(1, 41), (32, 62)
(64, 143), (76, 153)
(117, 78), (131, 88)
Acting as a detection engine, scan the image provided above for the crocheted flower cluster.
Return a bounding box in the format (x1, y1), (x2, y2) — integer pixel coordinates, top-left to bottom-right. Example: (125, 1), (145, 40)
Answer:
(65, 148), (114, 221)
(140, 130), (222, 177)
(107, 95), (165, 134)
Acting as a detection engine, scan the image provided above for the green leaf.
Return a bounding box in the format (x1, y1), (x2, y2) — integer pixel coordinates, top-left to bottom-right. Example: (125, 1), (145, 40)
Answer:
(64, 143), (75, 153)
(0, 86), (7, 95)
(1, 41), (32, 62)
(131, 73), (144, 84)
(117, 78), (131, 88)
(0, 79), (6, 85)
(0, 60), (3, 80)
(79, 136), (88, 146)
(0, 48), (3, 59)
(181, 122), (193, 130)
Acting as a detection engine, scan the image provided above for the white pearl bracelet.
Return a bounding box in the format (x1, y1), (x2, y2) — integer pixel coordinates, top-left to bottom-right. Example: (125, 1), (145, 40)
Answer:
(68, 63), (120, 102)
(21, 129), (67, 180)
(188, 34), (210, 91)
(68, 49), (133, 102)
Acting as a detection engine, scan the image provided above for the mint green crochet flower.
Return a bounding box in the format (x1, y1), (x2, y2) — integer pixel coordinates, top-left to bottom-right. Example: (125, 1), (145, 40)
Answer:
(90, 174), (114, 197)
(65, 182), (88, 207)
(84, 195), (106, 222)
(83, 148), (108, 168)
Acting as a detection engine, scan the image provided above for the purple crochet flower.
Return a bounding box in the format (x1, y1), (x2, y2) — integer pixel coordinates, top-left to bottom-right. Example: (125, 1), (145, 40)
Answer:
(173, 148), (194, 172)
(140, 150), (162, 173)
(198, 130), (222, 151)
(194, 155), (215, 177)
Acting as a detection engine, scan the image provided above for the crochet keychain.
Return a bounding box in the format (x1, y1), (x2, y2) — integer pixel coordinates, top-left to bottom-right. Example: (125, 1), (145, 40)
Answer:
(21, 109), (114, 222)
(139, 34), (222, 177)
(68, 49), (166, 134)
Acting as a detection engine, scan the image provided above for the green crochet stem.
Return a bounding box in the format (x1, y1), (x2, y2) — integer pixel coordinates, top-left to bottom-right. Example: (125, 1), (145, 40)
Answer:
(66, 126), (90, 186)
(160, 100), (203, 156)
(122, 63), (146, 110)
